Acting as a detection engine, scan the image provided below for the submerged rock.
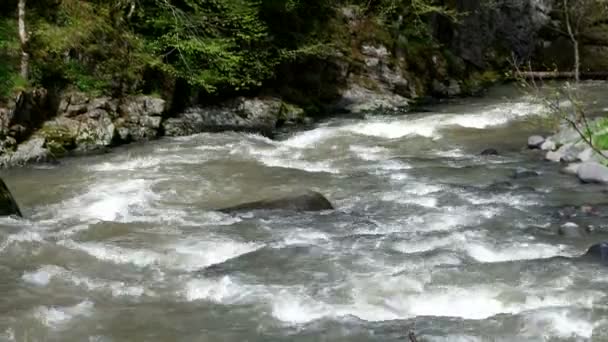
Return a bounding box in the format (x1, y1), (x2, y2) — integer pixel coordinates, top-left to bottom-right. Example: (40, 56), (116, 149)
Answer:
(577, 162), (608, 184)
(480, 148), (499, 156)
(0, 178), (22, 217)
(219, 190), (334, 213)
(557, 222), (589, 238)
(528, 135), (545, 149)
(511, 169), (540, 179)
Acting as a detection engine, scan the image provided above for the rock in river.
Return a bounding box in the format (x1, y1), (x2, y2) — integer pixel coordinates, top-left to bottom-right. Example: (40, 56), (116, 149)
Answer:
(577, 162), (608, 184)
(480, 148), (499, 156)
(0, 178), (22, 217)
(584, 242), (608, 265)
(219, 190), (334, 213)
(528, 135), (545, 149)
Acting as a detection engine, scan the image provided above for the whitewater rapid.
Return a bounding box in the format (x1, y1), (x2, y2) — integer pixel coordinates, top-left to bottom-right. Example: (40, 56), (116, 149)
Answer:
(1, 84), (608, 341)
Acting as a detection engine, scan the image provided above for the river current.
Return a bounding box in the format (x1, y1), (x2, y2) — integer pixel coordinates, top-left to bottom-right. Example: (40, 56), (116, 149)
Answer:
(1, 83), (608, 341)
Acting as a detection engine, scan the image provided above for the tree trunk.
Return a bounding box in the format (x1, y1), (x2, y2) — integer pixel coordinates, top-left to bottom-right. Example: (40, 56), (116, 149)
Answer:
(563, 0), (580, 83)
(18, 0), (29, 81)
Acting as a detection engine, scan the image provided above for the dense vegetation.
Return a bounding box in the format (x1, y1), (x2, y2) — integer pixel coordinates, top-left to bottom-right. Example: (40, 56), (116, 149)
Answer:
(0, 0), (458, 105)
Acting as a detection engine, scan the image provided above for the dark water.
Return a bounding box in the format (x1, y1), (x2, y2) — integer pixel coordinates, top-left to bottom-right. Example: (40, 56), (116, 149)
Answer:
(1, 83), (608, 341)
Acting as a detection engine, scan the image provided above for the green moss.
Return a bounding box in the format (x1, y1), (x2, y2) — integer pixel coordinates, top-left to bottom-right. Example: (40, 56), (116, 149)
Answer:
(39, 124), (76, 157)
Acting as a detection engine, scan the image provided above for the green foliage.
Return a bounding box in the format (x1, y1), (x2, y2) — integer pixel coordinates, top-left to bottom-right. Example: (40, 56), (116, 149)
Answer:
(0, 18), (23, 100)
(0, 0), (464, 102)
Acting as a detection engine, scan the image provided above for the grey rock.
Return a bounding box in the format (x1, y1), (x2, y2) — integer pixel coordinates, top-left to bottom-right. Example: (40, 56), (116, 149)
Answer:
(528, 135), (545, 149)
(480, 148), (499, 156)
(116, 96), (165, 142)
(511, 169), (540, 179)
(119, 96), (165, 118)
(447, 79), (462, 97)
(0, 178), (22, 217)
(545, 143), (573, 162)
(219, 190), (334, 213)
(3, 137), (50, 166)
(577, 162), (608, 184)
(560, 144), (586, 163)
(164, 97), (283, 137)
(334, 84), (408, 114)
(545, 150), (563, 162)
(540, 139), (556, 151)
(578, 147), (594, 162)
(560, 163), (581, 175)
(583, 242), (608, 265)
(558, 222), (589, 238)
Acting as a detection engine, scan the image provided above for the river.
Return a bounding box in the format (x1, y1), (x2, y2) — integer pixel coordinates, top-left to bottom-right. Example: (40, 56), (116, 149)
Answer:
(1, 83), (608, 341)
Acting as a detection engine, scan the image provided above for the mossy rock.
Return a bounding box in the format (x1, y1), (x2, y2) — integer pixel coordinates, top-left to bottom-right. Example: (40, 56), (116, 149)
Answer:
(38, 124), (76, 157)
(278, 102), (309, 125)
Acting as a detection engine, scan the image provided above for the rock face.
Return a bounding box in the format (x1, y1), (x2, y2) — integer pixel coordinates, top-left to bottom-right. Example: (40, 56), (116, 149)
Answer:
(163, 97), (302, 137)
(0, 178), (22, 217)
(1, 93), (166, 165)
(577, 162), (608, 184)
(442, 0), (552, 68)
(219, 191), (334, 213)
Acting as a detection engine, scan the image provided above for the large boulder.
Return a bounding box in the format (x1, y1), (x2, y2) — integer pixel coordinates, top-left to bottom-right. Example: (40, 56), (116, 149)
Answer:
(164, 97), (284, 137)
(219, 190), (334, 213)
(577, 162), (608, 184)
(333, 84), (409, 114)
(0, 137), (51, 167)
(0, 178), (22, 217)
(583, 242), (608, 265)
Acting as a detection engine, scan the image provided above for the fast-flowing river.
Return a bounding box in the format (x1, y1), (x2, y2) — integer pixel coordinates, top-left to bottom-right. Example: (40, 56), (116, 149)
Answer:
(1, 83), (608, 341)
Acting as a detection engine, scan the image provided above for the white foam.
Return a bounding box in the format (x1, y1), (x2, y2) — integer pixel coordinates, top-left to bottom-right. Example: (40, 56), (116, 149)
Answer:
(22, 265), (64, 286)
(89, 156), (161, 172)
(169, 239), (263, 271)
(382, 193), (437, 208)
(34, 300), (93, 328)
(23, 265), (146, 297)
(349, 145), (390, 161)
(522, 310), (594, 339)
(465, 242), (574, 263)
(282, 127), (336, 148)
(52, 178), (158, 222)
(393, 233), (467, 254)
(340, 101), (544, 140)
(184, 276), (251, 303)
(0, 231), (44, 252)
(346, 120), (438, 139)
(282, 230), (331, 245)
(258, 154), (339, 174)
(271, 291), (332, 324)
(58, 240), (161, 268)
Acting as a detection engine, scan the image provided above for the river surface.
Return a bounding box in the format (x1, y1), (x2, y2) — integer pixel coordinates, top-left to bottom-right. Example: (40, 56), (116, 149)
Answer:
(1, 83), (608, 341)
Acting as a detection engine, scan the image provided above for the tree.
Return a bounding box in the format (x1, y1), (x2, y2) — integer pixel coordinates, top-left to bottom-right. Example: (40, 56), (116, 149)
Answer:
(559, 0), (608, 82)
(17, 0), (28, 81)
